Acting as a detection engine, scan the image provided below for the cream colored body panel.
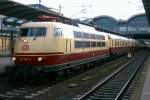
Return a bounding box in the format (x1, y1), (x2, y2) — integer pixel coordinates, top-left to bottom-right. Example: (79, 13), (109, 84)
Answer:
(14, 37), (65, 53)
(15, 21), (131, 55)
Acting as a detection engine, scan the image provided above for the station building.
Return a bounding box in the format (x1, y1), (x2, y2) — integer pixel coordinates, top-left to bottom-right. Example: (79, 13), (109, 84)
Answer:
(89, 13), (150, 36)
(0, 15), (14, 56)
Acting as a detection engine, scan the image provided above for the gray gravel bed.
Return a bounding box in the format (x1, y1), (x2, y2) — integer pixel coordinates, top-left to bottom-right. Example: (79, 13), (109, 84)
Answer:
(39, 56), (130, 100)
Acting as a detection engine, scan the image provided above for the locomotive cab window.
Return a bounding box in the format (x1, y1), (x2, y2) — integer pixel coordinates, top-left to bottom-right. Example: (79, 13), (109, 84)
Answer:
(54, 28), (62, 36)
(20, 27), (46, 37)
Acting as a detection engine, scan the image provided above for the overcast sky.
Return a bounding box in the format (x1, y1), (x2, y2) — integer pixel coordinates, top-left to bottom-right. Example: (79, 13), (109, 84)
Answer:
(12, 0), (145, 20)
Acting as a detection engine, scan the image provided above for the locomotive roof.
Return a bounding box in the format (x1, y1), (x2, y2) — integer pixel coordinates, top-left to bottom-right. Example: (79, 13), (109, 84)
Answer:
(108, 33), (129, 40)
(52, 22), (108, 36)
(20, 22), (53, 28)
(20, 21), (129, 40)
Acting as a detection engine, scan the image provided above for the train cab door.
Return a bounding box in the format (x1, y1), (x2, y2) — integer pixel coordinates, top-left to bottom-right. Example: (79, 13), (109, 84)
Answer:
(65, 38), (72, 61)
(65, 38), (71, 54)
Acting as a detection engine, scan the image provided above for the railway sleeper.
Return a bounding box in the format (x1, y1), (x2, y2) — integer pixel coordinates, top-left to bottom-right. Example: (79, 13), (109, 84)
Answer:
(0, 95), (12, 99)
(99, 87), (122, 92)
(89, 95), (114, 100)
(93, 94), (116, 98)
(97, 91), (118, 95)
(102, 84), (122, 88)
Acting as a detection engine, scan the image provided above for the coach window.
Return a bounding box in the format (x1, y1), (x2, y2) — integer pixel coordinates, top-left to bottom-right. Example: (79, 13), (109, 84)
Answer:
(120, 41), (121, 46)
(115, 41), (117, 46)
(120, 41), (122, 46)
(91, 42), (96, 47)
(97, 42), (101, 47)
(54, 28), (62, 36)
(121, 41), (122, 46)
(112, 40), (113, 46)
(125, 42), (127, 46)
(102, 42), (105, 47)
(96, 35), (101, 40)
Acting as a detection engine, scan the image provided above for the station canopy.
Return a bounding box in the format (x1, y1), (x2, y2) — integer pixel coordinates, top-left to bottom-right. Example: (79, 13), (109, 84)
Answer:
(0, 0), (73, 24)
(142, 0), (150, 24)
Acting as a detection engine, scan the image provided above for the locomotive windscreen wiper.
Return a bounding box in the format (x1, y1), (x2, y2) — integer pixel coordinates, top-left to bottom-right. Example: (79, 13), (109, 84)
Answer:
(33, 33), (38, 40)
(18, 31), (21, 41)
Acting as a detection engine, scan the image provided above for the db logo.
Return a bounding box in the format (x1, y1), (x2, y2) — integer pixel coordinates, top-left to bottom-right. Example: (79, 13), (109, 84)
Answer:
(22, 45), (29, 51)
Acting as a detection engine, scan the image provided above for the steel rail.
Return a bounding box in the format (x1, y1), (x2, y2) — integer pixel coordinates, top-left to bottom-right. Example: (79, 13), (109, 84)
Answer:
(115, 53), (148, 100)
(78, 52), (147, 100)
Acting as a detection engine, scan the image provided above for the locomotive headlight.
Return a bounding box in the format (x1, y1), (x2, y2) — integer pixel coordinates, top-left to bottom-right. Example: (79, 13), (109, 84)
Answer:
(12, 57), (16, 61)
(37, 57), (42, 61)
(23, 39), (28, 43)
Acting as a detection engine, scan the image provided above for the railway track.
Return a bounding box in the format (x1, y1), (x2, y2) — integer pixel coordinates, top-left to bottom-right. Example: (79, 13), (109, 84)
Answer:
(0, 55), (130, 100)
(0, 51), (147, 100)
(78, 51), (148, 100)
(0, 85), (32, 99)
(0, 55), (126, 100)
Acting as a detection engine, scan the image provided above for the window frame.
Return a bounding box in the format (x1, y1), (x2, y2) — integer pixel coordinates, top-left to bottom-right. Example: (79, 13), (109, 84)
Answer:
(20, 27), (47, 37)
(54, 28), (62, 37)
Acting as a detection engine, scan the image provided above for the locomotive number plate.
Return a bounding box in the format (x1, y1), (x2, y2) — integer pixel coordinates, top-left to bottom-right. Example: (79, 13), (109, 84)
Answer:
(22, 45), (29, 51)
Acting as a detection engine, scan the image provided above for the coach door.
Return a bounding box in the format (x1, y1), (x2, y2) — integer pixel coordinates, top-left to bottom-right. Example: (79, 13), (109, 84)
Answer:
(65, 38), (71, 54)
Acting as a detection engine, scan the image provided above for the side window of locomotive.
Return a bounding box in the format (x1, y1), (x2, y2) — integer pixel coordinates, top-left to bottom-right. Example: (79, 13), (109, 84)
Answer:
(54, 28), (62, 37)
(90, 34), (96, 39)
(96, 35), (105, 40)
(84, 41), (91, 47)
(83, 33), (89, 39)
(20, 27), (46, 37)
(75, 41), (83, 48)
(91, 42), (96, 47)
(74, 31), (82, 38)
(101, 36), (105, 40)
(96, 35), (101, 40)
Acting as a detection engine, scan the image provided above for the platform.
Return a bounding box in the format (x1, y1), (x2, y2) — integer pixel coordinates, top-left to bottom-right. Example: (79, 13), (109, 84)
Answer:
(141, 55), (150, 100)
(0, 57), (12, 73)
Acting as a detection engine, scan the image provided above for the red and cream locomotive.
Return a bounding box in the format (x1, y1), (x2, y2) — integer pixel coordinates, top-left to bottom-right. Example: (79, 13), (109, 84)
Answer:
(7, 21), (139, 79)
